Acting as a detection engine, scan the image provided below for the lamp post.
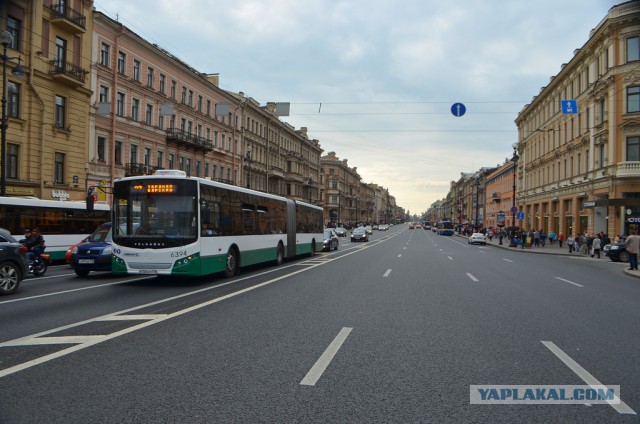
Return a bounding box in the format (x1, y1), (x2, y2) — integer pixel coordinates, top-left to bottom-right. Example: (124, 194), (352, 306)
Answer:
(244, 150), (253, 189)
(1, 31), (26, 197)
(509, 142), (519, 247)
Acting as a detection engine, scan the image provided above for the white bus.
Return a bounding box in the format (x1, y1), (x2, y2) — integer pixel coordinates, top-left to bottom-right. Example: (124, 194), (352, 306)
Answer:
(110, 170), (324, 277)
(0, 197), (110, 261)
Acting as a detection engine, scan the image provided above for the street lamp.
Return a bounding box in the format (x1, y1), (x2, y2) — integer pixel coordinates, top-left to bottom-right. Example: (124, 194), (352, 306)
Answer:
(244, 149), (252, 189)
(1, 31), (26, 197)
(509, 142), (519, 246)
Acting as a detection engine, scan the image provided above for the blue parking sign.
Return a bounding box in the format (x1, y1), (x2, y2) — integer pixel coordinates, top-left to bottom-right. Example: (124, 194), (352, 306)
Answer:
(516, 212), (525, 220)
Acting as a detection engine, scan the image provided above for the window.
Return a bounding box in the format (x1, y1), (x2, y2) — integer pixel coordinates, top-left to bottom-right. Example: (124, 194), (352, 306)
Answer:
(179, 156), (184, 171)
(627, 137), (640, 161)
(54, 152), (65, 184)
(145, 104), (153, 125)
(115, 141), (122, 164)
(7, 16), (21, 50)
(147, 67), (154, 87)
(54, 37), (67, 68)
(130, 145), (138, 164)
(8, 82), (20, 118)
(196, 160), (201, 177)
(7, 143), (19, 179)
(198, 95), (203, 112)
(97, 136), (106, 162)
(159, 74), (166, 94)
(133, 60), (141, 81)
(99, 85), (109, 103)
(144, 148), (151, 165)
(131, 98), (139, 121)
(116, 92), (125, 116)
(100, 42), (110, 66)
(627, 36), (639, 62)
(157, 151), (163, 168)
(186, 158), (192, 175)
(117, 52), (126, 74)
(158, 113), (164, 130)
(188, 90), (193, 106)
(627, 86), (640, 113)
(55, 95), (66, 128)
(207, 100), (211, 116)
(171, 80), (176, 98)
(181, 87), (187, 104)
(598, 144), (606, 168)
(168, 154), (174, 169)
(205, 162), (209, 178)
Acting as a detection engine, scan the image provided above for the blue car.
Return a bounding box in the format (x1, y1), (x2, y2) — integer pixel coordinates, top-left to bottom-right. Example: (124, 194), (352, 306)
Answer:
(70, 222), (112, 277)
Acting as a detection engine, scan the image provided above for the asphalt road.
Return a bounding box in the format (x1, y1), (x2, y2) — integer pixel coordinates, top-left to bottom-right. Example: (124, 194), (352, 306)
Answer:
(1, 226), (638, 423)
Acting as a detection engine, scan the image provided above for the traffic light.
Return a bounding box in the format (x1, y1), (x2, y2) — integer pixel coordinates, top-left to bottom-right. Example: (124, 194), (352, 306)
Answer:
(86, 193), (96, 211)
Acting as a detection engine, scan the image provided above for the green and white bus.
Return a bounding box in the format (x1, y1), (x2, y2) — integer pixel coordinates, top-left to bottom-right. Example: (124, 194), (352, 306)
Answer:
(110, 170), (324, 277)
(0, 197), (110, 261)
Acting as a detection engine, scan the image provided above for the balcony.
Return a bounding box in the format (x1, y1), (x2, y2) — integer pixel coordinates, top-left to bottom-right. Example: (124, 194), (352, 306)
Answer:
(491, 192), (501, 202)
(49, 3), (86, 33)
(616, 161), (640, 178)
(165, 129), (213, 151)
(125, 163), (163, 177)
(49, 60), (87, 86)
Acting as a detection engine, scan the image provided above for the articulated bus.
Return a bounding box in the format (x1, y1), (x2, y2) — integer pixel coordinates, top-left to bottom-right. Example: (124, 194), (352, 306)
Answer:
(0, 197), (110, 261)
(110, 170), (324, 277)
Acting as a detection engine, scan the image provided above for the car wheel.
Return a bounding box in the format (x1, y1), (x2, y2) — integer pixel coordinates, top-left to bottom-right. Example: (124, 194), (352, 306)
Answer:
(75, 269), (90, 277)
(0, 261), (22, 295)
(620, 251), (630, 262)
(225, 248), (238, 278)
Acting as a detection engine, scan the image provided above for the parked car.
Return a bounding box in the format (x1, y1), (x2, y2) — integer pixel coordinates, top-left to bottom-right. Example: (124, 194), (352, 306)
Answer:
(607, 242), (629, 262)
(0, 227), (29, 295)
(334, 227), (348, 237)
(468, 233), (487, 245)
(351, 227), (369, 242)
(70, 222), (113, 277)
(323, 229), (339, 251)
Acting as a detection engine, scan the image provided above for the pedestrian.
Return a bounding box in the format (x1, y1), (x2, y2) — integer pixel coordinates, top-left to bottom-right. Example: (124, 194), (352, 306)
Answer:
(625, 229), (640, 271)
(558, 232), (565, 248)
(591, 234), (602, 259)
(548, 231), (556, 245)
(540, 230), (547, 247)
(534, 230), (540, 247)
(567, 234), (575, 253)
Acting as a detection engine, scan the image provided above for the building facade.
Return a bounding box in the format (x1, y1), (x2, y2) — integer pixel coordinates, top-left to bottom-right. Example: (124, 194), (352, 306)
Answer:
(515, 1), (640, 238)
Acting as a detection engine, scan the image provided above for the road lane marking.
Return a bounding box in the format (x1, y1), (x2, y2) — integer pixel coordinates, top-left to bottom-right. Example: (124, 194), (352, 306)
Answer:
(541, 341), (636, 415)
(554, 277), (584, 288)
(300, 327), (352, 386)
(503, 258), (514, 263)
(447, 256), (453, 260)
(466, 273), (479, 282)
(397, 254), (402, 258)
(383, 269), (392, 277)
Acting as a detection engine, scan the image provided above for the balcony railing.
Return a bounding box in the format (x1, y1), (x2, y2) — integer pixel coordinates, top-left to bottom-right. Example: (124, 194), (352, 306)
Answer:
(49, 3), (86, 32)
(125, 163), (163, 177)
(491, 192), (501, 201)
(165, 129), (213, 151)
(49, 59), (86, 85)
(616, 161), (640, 178)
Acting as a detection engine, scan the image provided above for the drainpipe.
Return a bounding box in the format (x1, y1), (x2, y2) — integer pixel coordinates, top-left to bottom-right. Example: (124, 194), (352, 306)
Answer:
(28, 0), (46, 196)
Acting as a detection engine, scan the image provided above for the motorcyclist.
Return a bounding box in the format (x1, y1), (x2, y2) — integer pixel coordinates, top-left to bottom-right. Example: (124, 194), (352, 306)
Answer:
(20, 227), (45, 262)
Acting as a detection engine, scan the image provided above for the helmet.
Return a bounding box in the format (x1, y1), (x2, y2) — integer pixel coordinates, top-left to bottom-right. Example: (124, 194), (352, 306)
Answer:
(24, 228), (31, 233)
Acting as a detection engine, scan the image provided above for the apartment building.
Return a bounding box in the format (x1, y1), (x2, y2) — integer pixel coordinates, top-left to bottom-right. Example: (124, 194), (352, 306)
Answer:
(515, 1), (640, 238)
(3, 0), (93, 200)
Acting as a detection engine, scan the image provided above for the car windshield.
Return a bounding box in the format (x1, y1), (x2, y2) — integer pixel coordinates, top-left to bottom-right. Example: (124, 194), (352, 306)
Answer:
(324, 230), (333, 238)
(88, 225), (112, 242)
(353, 227), (365, 234)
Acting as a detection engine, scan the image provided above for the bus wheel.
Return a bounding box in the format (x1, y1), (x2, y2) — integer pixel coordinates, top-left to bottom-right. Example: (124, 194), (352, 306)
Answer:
(275, 243), (284, 266)
(309, 241), (316, 257)
(225, 248), (238, 278)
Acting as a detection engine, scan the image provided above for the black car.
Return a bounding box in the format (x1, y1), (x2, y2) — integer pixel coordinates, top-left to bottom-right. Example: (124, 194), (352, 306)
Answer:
(607, 242), (629, 262)
(0, 227), (29, 295)
(323, 229), (339, 251)
(351, 227), (369, 242)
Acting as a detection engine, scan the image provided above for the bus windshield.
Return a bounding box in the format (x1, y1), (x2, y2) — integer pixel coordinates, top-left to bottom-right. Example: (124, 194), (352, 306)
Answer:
(112, 179), (198, 247)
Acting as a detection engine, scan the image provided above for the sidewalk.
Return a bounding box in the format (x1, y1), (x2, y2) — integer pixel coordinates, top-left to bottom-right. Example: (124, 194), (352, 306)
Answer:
(457, 233), (640, 280)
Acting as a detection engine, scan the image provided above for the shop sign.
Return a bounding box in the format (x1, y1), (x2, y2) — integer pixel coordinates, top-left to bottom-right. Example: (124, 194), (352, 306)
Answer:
(52, 189), (70, 200)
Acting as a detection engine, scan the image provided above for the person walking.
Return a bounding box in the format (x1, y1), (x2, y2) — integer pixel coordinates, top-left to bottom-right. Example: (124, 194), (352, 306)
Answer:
(625, 229), (640, 271)
(548, 231), (556, 245)
(567, 234), (575, 253)
(558, 232), (565, 248)
(591, 235), (602, 259)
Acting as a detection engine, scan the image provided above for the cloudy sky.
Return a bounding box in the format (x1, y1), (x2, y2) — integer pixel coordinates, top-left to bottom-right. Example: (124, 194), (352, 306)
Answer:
(94, 0), (615, 215)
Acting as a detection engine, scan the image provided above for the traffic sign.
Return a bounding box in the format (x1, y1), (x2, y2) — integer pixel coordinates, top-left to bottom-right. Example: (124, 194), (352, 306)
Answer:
(510, 206), (518, 213)
(516, 212), (525, 220)
(451, 103), (466, 117)
(561, 100), (577, 114)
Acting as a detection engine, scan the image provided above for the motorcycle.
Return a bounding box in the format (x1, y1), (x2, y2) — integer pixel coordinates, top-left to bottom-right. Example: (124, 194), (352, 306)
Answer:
(19, 244), (50, 277)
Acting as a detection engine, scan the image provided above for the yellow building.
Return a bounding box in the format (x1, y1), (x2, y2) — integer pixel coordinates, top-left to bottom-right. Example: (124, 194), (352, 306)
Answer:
(515, 1), (640, 238)
(3, 0), (93, 200)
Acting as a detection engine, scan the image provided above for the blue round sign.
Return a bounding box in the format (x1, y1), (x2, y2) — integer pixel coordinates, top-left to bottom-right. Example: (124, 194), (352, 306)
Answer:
(451, 103), (466, 117)
(510, 206), (518, 213)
